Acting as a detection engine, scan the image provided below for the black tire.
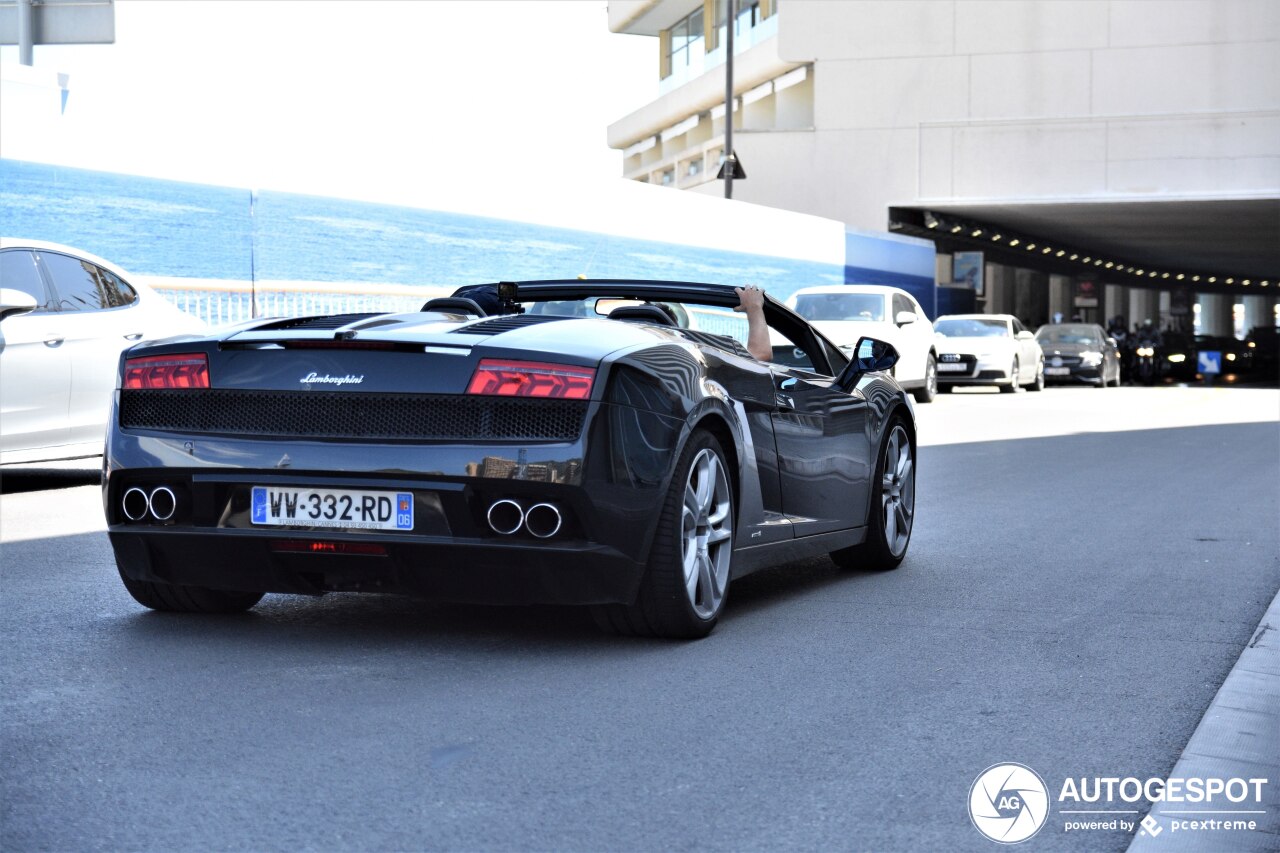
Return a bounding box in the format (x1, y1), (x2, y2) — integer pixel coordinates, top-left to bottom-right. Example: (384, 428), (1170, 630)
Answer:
(831, 418), (914, 572)
(117, 567), (263, 613)
(1027, 359), (1044, 392)
(913, 354), (937, 403)
(590, 429), (734, 639)
(999, 359), (1020, 393)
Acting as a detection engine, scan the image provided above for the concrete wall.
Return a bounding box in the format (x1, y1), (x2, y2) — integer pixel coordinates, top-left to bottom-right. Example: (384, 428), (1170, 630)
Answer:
(723, 0), (1280, 231)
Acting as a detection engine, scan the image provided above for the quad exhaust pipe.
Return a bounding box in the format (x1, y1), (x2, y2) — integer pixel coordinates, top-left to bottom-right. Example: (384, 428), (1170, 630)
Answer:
(121, 485), (180, 522)
(485, 499), (563, 538)
(524, 503), (563, 539)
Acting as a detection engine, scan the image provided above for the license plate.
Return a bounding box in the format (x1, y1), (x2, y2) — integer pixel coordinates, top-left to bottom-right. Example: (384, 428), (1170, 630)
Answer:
(251, 486), (413, 531)
(1045, 367), (1071, 376)
(937, 363), (968, 372)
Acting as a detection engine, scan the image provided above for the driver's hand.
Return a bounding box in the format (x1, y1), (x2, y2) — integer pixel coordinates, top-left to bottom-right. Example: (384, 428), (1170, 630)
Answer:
(734, 285), (764, 313)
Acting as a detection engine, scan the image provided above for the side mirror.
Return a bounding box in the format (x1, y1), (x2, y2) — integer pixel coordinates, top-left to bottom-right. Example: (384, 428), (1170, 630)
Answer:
(1015, 330), (1035, 341)
(894, 310), (917, 326)
(837, 336), (899, 390)
(0, 288), (38, 322)
(1106, 337), (1118, 348)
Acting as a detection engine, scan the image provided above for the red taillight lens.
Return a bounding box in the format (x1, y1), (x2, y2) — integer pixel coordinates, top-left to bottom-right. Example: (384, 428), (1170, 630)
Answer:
(466, 359), (595, 399)
(123, 353), (210, 389)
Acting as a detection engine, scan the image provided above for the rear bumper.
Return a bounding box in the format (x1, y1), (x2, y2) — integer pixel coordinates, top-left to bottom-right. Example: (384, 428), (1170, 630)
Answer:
(109, 527), (646, 605)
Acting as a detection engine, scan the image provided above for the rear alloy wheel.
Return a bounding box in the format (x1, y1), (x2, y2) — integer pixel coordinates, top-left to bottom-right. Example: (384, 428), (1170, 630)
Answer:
(1027, 359), (1044, 392)
(117, 567), (263, 613)
(831, 420), (914, 571)
(591, 429), (734, 639)
(999, 358), (1021, 393)
(913, 354), (937, 403)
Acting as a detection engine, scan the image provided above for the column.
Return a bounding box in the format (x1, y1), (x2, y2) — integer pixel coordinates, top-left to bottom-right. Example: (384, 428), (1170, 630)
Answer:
(984, 264), (1011, 315)
(1049, 275), (1073, 323)
(1158, 291), (1171, 330)
(1105, 285), (1128, 324)
(1129, 289), (1159, 330)
(1242, 295), (1275, 336)
(1013, 268), (1044, 322)
(1197, 293), (1235, 337)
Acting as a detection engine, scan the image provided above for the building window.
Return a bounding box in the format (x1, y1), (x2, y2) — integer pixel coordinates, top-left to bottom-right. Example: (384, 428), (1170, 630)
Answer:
(715, 0), (762, 43)
(664, 8), (704, 79)
(661, 168), (675, 186)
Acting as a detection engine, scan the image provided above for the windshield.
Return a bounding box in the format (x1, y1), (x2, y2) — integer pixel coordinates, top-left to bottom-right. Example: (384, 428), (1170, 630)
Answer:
(935, 318), (1009, 337)
(791, 292), (885, 322)
(1036, 325), (1099, 345)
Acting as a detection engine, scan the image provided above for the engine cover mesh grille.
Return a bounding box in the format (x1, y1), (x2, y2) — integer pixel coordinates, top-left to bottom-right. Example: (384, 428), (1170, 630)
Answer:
(120, 390), (587, 441)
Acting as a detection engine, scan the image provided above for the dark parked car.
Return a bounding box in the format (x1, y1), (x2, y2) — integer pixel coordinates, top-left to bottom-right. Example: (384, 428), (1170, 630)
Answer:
(1195, 334), (1254, 376)
(1034, 323), (1121, 387)
(103, 280), (918, 639)
(1158, 332), (1198, 382)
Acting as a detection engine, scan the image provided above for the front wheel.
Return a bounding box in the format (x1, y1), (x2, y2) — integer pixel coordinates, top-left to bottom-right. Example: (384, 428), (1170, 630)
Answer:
(831, 420), (914, 571)
(999, 358), (1021, 393)
(913, 355), (937, 404)
(591, 429), (734, 639)
(1026, 359), (1044, 392)
(117, 567), (264, 613)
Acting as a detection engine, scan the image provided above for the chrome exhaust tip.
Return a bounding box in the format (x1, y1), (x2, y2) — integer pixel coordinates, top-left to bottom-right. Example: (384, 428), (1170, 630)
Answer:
(486, 499), (524, 536)
(524, 502), (562, 539)
(148, 486), (177, 521)
(122, 487), (150, 521)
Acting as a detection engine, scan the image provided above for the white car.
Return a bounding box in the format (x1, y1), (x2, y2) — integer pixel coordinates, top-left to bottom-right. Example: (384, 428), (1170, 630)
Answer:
(785, 285), (939, 402)
(932, 313), (1045, 393)
(0, 239), (206, 465)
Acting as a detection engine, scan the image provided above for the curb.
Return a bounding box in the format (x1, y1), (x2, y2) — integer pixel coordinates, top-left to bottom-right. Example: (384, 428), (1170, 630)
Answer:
(1128, 586), (1280, 852)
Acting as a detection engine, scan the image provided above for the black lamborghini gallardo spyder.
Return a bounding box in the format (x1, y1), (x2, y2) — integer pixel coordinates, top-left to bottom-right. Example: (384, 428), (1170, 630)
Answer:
(104, 280), (917, 638)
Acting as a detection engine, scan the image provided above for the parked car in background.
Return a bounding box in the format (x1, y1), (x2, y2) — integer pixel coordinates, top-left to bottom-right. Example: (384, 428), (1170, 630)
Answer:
(1158, 332), (1198, 382)
(932, 314), (1044, 393)
(1034, 323), (1121, 387)
(0, 239), (206, 465)
(1195, 334), (1254, 376)
(785, 285), (938, 402)
(1245, 326), (1277, 378)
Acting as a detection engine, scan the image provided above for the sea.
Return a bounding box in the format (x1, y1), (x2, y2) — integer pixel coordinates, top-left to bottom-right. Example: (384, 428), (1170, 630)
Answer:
(1, 159), (930, 324)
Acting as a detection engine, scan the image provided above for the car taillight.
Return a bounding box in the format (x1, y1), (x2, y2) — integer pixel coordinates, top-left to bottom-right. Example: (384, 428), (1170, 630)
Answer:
(466, 359), (595, 399)
(123, 353), (210, 389)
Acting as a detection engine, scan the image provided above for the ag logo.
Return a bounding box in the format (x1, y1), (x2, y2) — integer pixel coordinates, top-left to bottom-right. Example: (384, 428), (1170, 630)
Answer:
(968, 762), (1050, 844)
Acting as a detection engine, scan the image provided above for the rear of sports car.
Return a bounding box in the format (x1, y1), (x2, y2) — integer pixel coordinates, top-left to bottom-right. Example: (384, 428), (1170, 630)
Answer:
(103, 311), (690, 609)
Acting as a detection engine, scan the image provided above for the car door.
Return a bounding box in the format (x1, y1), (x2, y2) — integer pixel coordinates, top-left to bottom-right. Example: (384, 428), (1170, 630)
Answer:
(767, 330), (871, 537)
(0, 249), (71, 456)
(37, 251), (145, 447)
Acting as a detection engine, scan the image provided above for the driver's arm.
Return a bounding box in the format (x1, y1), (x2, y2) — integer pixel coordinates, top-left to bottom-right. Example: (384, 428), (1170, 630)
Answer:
(734, 285), (772, 361)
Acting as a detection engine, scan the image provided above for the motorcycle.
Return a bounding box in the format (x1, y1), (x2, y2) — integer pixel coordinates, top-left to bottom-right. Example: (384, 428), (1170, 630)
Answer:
(1132, 342), (1158, 385)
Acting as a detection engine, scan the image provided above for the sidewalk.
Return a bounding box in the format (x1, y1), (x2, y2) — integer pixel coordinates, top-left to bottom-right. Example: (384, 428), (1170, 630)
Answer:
(1128, 587), (1280, 852)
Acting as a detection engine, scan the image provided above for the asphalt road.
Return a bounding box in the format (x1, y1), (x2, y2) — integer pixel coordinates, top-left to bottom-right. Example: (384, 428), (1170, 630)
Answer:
(2, 386), (1278, 852)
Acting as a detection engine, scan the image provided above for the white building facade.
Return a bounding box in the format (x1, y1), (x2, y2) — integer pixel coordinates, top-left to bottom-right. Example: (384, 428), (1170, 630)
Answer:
(608, 0), (1280, 335)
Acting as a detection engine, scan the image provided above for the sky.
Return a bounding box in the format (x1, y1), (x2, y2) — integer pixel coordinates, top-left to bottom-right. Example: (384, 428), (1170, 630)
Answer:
(1, 1), (656, 208)
(1, 1), (852, 264)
